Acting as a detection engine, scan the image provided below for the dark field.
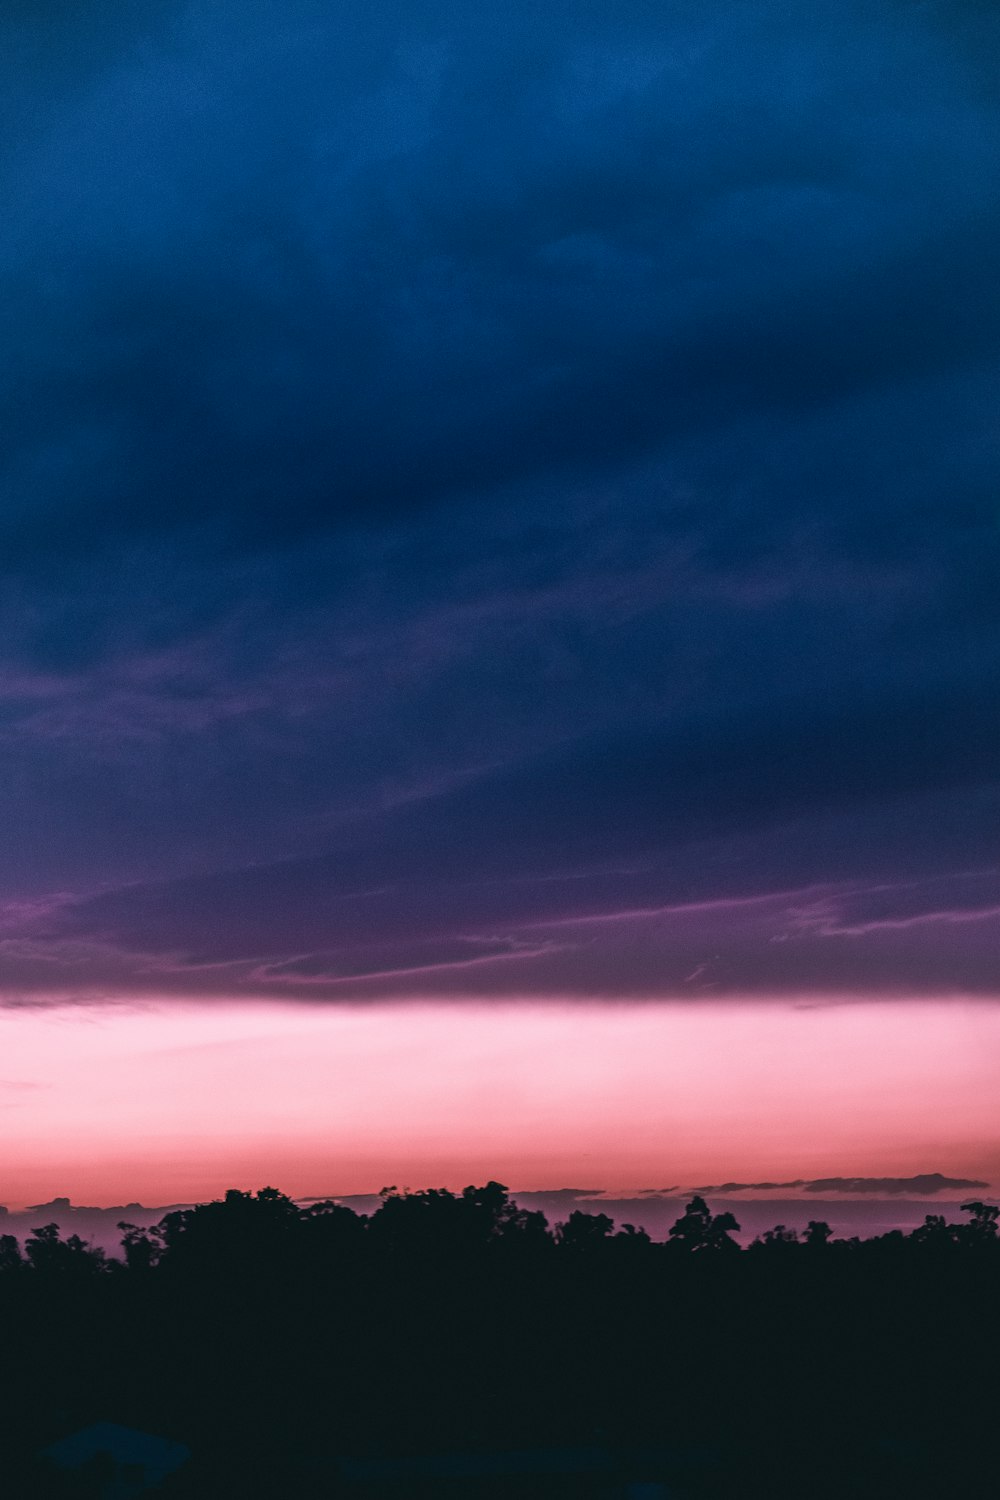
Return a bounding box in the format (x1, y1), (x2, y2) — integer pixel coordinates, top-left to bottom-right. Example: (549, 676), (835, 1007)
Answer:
(3, 1186), (997, 1498)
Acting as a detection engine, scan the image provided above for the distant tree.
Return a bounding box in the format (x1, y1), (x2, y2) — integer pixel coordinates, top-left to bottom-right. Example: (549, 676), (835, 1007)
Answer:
(803, 1220), (833, 1247)
(959, 1200), (1000, 1243)
(667, 1196), (740, 1253)
(369, 1184), (474, 1256)
(460, 1181), (541, 1242)
(302, 1199), (367, 1237)
(910, 1213), (961, 1248)
(24, 1223), (106, 1274)
(369, 1181), (549, 1259)
(752, 1224), (799, 1252)
(155, 1185), (303, 1270)
(615, 1222), (652, 1246)
(556, 1210), (615, 1250)
(0, 1233), (23, 1272)
(118, 1221), (162, 1272)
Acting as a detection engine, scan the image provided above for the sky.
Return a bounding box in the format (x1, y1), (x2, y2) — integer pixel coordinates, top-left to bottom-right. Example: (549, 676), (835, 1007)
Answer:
(1, 0), (999, 1209)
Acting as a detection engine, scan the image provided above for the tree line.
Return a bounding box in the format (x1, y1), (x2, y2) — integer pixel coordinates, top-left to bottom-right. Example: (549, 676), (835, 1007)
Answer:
(3, 1184), (999, 1497)
(1, 1182), (997, 1275)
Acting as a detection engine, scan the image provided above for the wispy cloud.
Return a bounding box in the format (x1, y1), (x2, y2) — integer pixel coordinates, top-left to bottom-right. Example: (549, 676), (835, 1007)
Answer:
(0, 0), (997, 1005)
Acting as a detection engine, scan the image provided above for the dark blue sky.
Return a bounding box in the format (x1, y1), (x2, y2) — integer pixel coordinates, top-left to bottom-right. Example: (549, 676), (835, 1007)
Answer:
(2, 0), (999, 1002)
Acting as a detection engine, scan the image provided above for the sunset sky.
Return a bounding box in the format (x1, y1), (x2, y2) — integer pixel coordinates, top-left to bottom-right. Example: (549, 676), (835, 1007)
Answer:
(2, 1), (999, 1211)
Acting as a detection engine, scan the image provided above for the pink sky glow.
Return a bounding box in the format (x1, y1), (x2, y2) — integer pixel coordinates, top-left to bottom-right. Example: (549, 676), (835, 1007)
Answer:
(0, 997), (997, 1208)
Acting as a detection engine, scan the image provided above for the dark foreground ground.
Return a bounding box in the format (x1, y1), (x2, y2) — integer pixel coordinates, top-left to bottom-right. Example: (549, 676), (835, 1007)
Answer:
(2, 1186), (996, 1498)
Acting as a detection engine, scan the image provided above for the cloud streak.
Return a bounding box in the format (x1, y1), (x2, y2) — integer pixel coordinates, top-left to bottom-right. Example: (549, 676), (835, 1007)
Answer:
(0, 0), (996, 1008)
(693, 1174), (989, 1197)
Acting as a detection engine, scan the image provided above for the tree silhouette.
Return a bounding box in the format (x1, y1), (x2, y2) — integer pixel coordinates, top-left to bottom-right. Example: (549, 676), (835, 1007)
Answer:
(803, 1219), (833, 1247)
(555, 1209), (615, 1249)
(960, 1200), (1000, 1243)
(24, 1223), (106, 1274)
(118, 1221), (161, 1272)
(154, 1186), (303, 1273)
(367, 1180), (548, 1261)
(667, 1196), (740, 1252)
(0, 1232), (23, 1272)
(911, 1212), (960, 1248)
(752, 1224), (799, 1251)
(0, 1181), (997, 1499)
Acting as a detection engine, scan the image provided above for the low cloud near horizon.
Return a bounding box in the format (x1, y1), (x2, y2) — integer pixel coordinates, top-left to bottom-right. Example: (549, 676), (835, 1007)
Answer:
(690, 1173), (988, 1197)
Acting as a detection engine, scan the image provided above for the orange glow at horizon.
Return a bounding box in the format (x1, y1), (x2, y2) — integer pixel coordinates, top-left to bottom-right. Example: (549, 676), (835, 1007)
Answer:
(0, 997), (997, 1207)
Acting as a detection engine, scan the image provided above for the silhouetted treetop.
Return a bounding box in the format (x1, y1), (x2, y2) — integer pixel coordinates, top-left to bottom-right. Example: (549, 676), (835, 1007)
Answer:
(667, 1196), (741, 1253)
(23, 1223), (105, 1275)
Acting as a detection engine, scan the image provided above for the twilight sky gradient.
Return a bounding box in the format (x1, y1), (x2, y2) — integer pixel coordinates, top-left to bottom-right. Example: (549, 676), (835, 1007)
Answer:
(2, 1000), (998, 1210)
(2, 1), (999, 1204)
